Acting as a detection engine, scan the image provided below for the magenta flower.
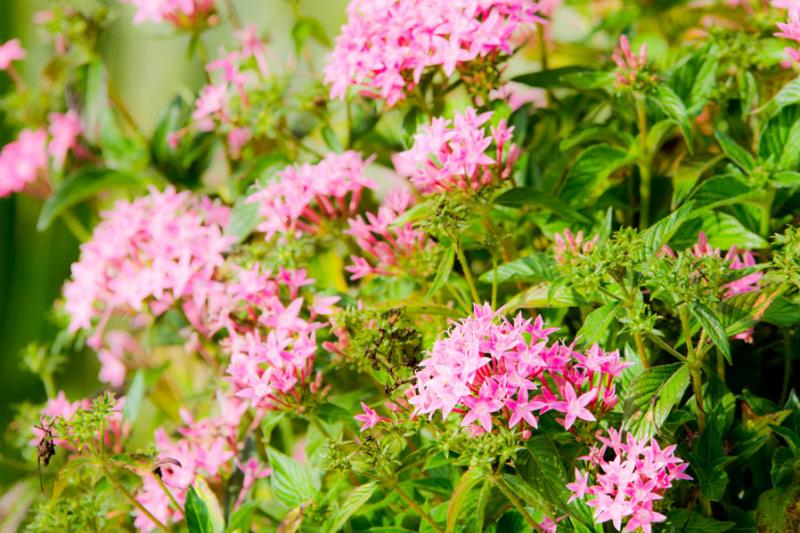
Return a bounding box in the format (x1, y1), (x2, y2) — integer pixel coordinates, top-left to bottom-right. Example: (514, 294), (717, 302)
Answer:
(354, 402), (387, 431)
(410, 303), (628, 435)
(324, 0), (542, 105)
(0, 39), (25, 71)
(612, 35), (648, 86)
(122, 0), (216, 28)
(394, 108), (518, 194)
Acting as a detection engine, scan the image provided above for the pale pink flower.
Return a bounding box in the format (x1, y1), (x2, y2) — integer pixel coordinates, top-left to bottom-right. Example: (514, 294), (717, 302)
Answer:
(122, 0), (216, 28)
(325, 0), (542, 105)
(354, 402), (387, 431)
(776, 9), (800, 63)
(0, 39), (25, 71)
(0, 129), (49, 198)
(248, 151), (376, 241)
(48, 110), (82, 169)
(553, 229), (598, 264)
(394, 108), (518, 194)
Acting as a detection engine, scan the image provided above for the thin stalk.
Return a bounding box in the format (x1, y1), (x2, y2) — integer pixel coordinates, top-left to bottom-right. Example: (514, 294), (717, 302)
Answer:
(154, 473), (182, 512)
(491, 253), (498, 311)
(471, 480), (491, 533)
(647, 333), (689, 363)
(455, 240), (481, 304)
(492, 474), (537, 528)
(102, 464), (169, 532)
(224, 0), (242, 29)
(633, 331), (650, 369)
(679, 306), (706, 432)
(60, 210), (91, 242)
(636, 95), (652, 228)
(108, 83), (145, 142)
(391, 482), (443, 533)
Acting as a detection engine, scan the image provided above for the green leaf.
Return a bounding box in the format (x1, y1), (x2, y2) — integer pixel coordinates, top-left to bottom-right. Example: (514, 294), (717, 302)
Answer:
(771, 170), (800, 188)
(291, 16), (331, 53)
(267, 448), (320, 508)
(446, 467), (485, 532)
(122, 370), (145, 425)
(759, 105), (800, 170)
(558, 145), (632, 206)
(225, 501), (258, 533)
(186, 486), (213, 533)
(322, 126), (344, 154)
(623, 363), (691, 439)
(641, 202), (697, 256)
(316, 402), (358, 430)
(650, 84), (694, 152)
(756, 486), (800, 533)
(194, 478), (225, 533)
(665, 509), (735, 532)
(479, 252), (557, 284)
(225, 198), (261, 244)
(505, 282), (581, 310)
(427, 245), (455, 299)
(762, 76), (800, 118)
(512, 66), (596, 88)
(576, 302), (619, 348)
(697, 212), (768, 250)
(714, 130), (756, 173)
(495, 187), (592, 223)
(669, 44), (719, 115)
(689, 175), (757, 211)
(328, 482), (377, 532)
(37, 168), (143, 231)
(690, 303), (731, 364)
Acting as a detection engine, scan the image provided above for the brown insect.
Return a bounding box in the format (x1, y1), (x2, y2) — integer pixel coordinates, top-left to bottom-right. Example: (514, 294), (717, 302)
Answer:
(33, 417), (56, 492)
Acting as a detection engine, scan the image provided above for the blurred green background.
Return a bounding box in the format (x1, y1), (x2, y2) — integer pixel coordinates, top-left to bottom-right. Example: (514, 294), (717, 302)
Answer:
(0, 0), (346, 480)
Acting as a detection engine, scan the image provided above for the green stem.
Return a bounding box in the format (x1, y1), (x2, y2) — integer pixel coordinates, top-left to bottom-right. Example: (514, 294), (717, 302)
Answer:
(491, 253), (498, 311)
(492, 474), (537, 528)
(647, 333), (689, 363)
(471, 480), (491, 533)
(634, 331), (650, 369)
(636, 95), (652, 228)
(455, 240), (481, 304)
(102, 464), (169, 532)
(680, 306), (706, 432)
(224, 0), (242, 29)
(760, 189), (775, 238)
(391, 482), (443, 533)
(60, 210), (91, 242)
(154, 473), (182, 512)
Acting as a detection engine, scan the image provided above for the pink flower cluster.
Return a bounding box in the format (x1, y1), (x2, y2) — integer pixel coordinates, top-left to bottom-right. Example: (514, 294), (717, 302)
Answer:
(63, 186), (232, 347)
(612, 35), (648, 86)
(410, 303), (629, 435)
(0, 111), (82, 198)
(394, 108), (518, 194)
(121, 0), (216, 28)
(775, 8), (800, 63)
(324, 0), (542, 105)
(0, 39), (25, 71)
(553, 229), (599, 265)
(135, 393), (270, 531)
(345, 188), (429, 280)
(248, 151), (376, 240)
(567, 428), (691, 533)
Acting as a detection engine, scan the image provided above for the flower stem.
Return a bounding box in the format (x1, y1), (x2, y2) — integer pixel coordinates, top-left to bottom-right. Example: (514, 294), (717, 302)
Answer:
(60, 210), (91, 242)
(391, 481), (443, 533)
(633, 331), (650, 369)
(102, 464), (170, 532)
(679, 306), (706, 432)
(492, 474), (537, 528)
(455, 240), (480, 304)
(154, 472), (182, 512)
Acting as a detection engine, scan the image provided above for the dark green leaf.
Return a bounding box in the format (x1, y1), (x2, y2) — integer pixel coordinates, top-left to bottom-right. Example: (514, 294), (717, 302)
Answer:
(650, 84), (694, 152)
(714, 130), (756, 173)
(186, 486), (213, 533)
(322, 126), (344, 154)
(291, 16), (331, 54)
(267, 448), (320, 508)
(690, 303), (731, 364)
(427, 245), (455, 299)
(512, 66), (596, 88)
(762, 76), (800, 118)
(558, 145), (632, 206)
(37, 168), (143, 231)
(329, 482), (378, 532)
(226, 501), (258, 533)
(665, 509), (734, 532)
(496, 187), (592, 223)
(689, 175), (756, 211)
(641, 202), (697, 256)
(479, 252), (557, 284)
(447, 467), (485, 532)
(576, 302), (619, 348)
(771, 170), (800, 188)
(623, 363), (691, 439)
